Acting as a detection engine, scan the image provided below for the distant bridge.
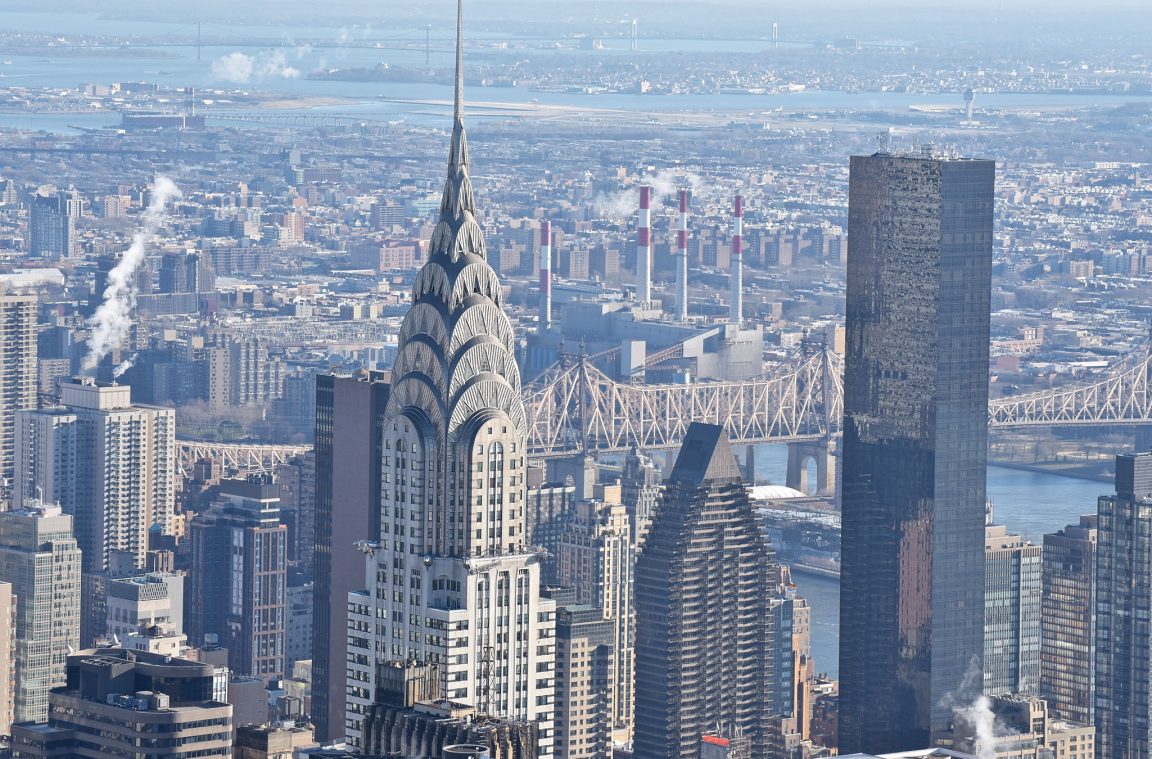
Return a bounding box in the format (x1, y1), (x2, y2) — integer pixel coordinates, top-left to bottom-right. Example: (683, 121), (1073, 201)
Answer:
(175, 339), (1152, 475)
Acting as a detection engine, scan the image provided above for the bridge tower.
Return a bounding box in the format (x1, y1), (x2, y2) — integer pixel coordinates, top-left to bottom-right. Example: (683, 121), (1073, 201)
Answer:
(785, 437), (838, 497)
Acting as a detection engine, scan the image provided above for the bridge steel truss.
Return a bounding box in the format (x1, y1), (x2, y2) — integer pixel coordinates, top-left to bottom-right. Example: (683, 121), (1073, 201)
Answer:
(523, 344), (844, 457)
(988, 341), (1152, 428)
(177, 441), (311, 478)
(175, 340), (1152, 470)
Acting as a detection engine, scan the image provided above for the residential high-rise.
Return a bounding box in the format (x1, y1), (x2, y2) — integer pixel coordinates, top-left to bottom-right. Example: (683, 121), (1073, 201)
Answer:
(312, 371), (388, 742)
(344, 4), (555, 751)
(545, 586), (614, 759)
(838, 152), (995, 752)
(1041, 515), (1097, 726)
(9, 648), (233, 758)
(14, 378), (176, 573)
(0, 503), (81, 724)
(0, 294), (36, 482)
(984, 522), (1042, 696)
(1095, 452), (1152, 758)
(633, 422), (775, 759)
(555, 483), (634, 742)
(29, 189), (81, 258)
(189, 477), (287, 683)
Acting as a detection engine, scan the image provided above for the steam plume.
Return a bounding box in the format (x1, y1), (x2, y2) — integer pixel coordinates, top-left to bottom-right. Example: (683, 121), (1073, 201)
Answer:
(955, 695), (997, 759)
(591, 169), (703, 218)
(84, 177), (181, 371)
(211, 50), (301, 84)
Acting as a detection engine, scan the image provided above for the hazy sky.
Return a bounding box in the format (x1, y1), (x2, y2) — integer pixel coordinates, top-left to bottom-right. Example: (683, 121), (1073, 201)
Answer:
(5, 0), (1151, 47)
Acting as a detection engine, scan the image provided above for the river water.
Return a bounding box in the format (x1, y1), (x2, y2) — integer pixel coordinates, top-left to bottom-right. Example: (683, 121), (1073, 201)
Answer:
(753, 444), (1108, 678)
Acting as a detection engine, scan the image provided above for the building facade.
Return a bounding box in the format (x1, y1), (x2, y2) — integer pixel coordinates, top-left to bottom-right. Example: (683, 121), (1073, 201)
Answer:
(0, 294), (37, 482)
(29, 190), (80, 259)
(311, 371), (388, 742)
(0, 504), (81, 724)
(554, 483), (634, 742)
(1041, 515), (1097, 726)
(189, 478), (287, 683)
(345, 15), (555, 751)
(633, 422), (775, 759)
(14, 378), (176, 573)
(620, 446), (661, 547)
(10, 648), (232, 758)
(546, 587), (614, 759)
(838, 153), (995, 752)
(0, 582), (14, 736)
(984, 523), (1042, 696)
(1095, 452), (1152, 759)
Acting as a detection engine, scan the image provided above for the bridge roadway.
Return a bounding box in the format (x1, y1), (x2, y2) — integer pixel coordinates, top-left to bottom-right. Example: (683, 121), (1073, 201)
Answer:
(178, 339), (1152, 471)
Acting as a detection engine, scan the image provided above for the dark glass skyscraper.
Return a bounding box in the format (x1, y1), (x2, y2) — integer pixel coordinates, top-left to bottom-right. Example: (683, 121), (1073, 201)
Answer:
(1096, 452), (1152, 759)
(838, 152), (995, 753)
(634, 422), (775, 759)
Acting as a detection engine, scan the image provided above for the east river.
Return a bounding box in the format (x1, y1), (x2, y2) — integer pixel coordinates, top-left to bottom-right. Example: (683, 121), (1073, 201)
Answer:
(754, 445), (1108, 679)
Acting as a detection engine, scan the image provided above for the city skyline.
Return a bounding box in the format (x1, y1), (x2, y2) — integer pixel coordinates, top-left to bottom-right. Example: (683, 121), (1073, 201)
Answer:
(0, 0), (1146, 757)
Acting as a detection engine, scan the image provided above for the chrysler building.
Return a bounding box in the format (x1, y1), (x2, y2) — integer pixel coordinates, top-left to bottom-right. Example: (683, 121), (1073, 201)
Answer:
(345, 0), (556, 752)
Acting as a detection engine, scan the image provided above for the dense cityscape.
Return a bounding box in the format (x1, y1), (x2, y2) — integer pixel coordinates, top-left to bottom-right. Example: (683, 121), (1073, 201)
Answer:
(0, 0), (1148, 758)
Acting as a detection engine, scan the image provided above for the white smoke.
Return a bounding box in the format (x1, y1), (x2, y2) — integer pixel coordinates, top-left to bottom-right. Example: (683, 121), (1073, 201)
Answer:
(590, 169), (704, 219)
(84, 177), (181, 372)
(211, 50), (301, 84)
(955, 695), (997, 759)
(112, 352), (137, 380)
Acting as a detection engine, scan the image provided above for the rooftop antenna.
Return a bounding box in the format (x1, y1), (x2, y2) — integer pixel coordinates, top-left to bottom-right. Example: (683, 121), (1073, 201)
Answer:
(196, 22), (202, 62)
(426, 24), (432, 66)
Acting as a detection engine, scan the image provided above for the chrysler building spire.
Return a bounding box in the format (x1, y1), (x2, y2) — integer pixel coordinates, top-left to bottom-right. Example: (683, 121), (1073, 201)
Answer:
(434, 0), (482, 260)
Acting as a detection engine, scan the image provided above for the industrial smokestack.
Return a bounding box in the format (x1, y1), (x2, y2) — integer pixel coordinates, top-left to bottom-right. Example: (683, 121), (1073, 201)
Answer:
(676, 189), (689, 321)
(730, 193), (744, 325)
(539, 220), (552, 330)
(637, 185), (652, 306)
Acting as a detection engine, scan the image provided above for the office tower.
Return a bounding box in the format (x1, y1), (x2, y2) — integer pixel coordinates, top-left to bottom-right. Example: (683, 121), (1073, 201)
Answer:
(1041, 515), (1097, 726)
(104, 571), (185, 641)
(838, 152), (995, 752)
(14, 378), (176, 573)
(633, 422), (775, 759)
(9, 648), (233, 758)
(0, 294), (36, 481)
(189, 477), (287, 683)
(1096, 452), (1152, 758)
(620, 446), (661, 546)
(312, 371), (388, 742)
(0, 583), (13, 736)
(0, 504), (81, 724)
(29, 189), (80, 258)
(344, 6), (555, 751)
(555, 483), (634, 742)
(545, 586), (614, 759)
(984, 523), (1042, 695)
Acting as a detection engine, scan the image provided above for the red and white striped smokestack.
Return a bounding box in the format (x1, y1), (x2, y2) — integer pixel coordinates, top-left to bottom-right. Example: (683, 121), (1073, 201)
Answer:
(730, 193), (744, 325)
(539, 220), (552, 330)
(676, 189), (689, 321)
(637, 185), (652, 306)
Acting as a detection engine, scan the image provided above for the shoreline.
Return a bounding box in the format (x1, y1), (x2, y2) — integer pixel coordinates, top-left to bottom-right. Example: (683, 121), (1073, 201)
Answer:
(987, 459), (1113, 484)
